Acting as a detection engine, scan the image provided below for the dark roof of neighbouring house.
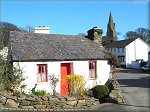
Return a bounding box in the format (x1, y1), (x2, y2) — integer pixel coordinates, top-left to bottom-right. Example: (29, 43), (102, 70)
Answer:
(10, 31), (105, 61)
(107, 38), (137, 48)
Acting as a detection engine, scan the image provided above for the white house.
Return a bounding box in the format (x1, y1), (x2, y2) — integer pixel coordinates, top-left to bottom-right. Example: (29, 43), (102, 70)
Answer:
(9, 29), (110, 96)
(148, 51), (150, 66)
(107, 38), (150, 68)
(34, 26), (50, 34)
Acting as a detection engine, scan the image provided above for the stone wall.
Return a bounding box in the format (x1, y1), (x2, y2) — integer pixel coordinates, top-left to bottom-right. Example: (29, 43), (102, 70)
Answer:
(107, 79), (126, 103)
(0, 93), (100, 111)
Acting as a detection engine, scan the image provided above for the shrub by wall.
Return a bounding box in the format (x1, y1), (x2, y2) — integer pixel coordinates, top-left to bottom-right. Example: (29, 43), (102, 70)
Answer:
(92, 85), (109, 100)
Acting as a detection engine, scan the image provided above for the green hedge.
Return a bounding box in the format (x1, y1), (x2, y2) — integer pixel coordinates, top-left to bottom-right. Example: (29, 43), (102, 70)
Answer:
(92, 85), (109, 99)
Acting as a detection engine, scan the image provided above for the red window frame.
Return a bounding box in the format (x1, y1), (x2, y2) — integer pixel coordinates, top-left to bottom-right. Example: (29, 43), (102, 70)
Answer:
(89, 61), (96, 78)
(37, 64), (48, 82)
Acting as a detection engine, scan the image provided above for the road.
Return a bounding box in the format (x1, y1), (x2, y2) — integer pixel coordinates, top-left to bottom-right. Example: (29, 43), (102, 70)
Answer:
(1, 68), (149, 112)
(116, 68), (150, 112)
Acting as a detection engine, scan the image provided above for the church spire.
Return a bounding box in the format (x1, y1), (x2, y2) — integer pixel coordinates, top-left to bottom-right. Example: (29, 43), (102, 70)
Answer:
(106, 11), (117, 41)
(108, 11), (114, 25)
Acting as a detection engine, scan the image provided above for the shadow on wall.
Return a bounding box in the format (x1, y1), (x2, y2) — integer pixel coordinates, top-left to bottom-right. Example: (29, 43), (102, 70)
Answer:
(117, 76), (150, 88)
(126, 63), (131, 69)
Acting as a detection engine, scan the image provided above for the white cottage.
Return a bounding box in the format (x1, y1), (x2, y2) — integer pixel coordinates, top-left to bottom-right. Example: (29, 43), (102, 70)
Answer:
(9, 29), (110, 96)
(148, 51), (150, 66)
(107, 38), (150, 68)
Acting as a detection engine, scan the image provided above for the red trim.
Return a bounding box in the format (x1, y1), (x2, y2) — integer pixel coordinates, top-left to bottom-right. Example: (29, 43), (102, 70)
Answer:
(89, 61), (97, 78)
(70, 63), (74, 74)
(60, 63), (73, 96)
(37, 64), (48, 82)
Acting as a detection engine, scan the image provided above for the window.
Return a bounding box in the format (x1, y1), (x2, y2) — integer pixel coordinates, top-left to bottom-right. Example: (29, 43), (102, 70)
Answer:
(122, 48), (124, 53)
(118, 48), (120, 53)
(37, 64), (48, 82)
(112, 48), (114, 53)
(89, 61), (96, 78)
(109, 48), (112, 52)
(118, 56), (125, 63)
(114, 48), (116, 53)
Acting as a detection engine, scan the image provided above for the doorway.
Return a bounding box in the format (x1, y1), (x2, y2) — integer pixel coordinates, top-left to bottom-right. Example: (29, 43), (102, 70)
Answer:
(60, 63), (72, 96)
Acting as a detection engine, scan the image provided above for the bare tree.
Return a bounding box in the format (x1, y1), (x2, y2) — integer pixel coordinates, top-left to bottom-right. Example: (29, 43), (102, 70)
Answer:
(24, 25), (34, 33)
(125, 27), (150, 45)
(103, 51), (120, 80)
(78, 33), (86, 36)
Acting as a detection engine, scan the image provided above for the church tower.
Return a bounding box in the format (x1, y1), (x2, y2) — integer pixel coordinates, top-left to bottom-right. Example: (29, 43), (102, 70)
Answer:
(106, 12), (117, 41)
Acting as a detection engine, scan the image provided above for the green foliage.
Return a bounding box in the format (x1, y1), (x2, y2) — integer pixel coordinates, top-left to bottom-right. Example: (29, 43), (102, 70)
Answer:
(33, 90), (47, 96)
(31, 84), (47, 96)
(0, 62), (26, 93)
(92, 85), (109, 99)
(102, 36), (114, 47)
(105, 79), (114, 92)
(31, 84), (37, 95)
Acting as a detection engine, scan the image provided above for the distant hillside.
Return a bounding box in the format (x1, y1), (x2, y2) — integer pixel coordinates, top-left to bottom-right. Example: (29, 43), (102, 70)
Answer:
(0, 22), (21, 49)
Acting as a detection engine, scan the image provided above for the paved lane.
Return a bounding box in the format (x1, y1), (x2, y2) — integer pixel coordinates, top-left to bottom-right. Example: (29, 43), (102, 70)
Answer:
(116, 68), (150, 112)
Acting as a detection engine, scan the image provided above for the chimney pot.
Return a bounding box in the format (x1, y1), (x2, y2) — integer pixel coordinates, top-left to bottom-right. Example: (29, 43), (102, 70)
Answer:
(93, 26), (97, 28)
(87, 27), (103, 46)
(34, 26), (50, 34)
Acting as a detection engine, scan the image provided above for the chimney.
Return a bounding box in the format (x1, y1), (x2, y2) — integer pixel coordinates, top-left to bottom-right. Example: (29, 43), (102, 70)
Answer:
(87, 27), (103, 45)
(34, 26), (50, 34)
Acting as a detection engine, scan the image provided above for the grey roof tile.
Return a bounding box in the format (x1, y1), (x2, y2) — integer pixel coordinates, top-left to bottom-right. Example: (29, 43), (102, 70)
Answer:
(10, 31), (105, 61)
(107, 38), (136, 48)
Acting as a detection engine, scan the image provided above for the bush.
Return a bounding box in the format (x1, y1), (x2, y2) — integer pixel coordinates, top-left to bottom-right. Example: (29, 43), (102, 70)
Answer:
(33, 90), (47, 96)
(92, 85), (109, 99)
(105, 79), (113, 92)
(85, 89), (93, 97)
(0, 63), (26, 93)
(66, 74), (85, 98)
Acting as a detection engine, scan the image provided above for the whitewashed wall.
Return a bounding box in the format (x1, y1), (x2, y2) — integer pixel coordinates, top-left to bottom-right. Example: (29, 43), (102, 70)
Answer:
(13, 60), (110, 95)
(34, 26), (50, 34)
(126, 38), (150, 68)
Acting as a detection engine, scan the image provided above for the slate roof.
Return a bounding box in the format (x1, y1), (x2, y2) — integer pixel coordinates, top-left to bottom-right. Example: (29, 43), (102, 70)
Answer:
(107, 38), (136, 48)
(10, 31), (105, 61)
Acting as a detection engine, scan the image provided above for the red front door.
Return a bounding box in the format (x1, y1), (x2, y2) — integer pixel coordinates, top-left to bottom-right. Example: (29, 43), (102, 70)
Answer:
(60, 63), (71, 96)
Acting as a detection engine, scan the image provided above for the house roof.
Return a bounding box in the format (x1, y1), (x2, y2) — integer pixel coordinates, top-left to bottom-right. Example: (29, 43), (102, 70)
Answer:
(107, 38), (136, 48)
(10, 31), (105, 61)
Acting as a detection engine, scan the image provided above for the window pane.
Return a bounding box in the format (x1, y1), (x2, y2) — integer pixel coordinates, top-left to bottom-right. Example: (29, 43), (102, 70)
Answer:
(93, 62), (95, 69)
(37, 64), (47, 82)
(89, 70), (96, 78)
(89, 62), (95, 69)
(37, 74), (41, 82)
(41, 74), (46, 81)
(42, 65), (44, 73)
(89, 61), (96, 78)
(89, 63), (92, 69)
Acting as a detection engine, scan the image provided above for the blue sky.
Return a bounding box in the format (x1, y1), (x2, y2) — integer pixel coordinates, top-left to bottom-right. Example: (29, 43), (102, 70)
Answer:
(1, 0), (149, 40)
